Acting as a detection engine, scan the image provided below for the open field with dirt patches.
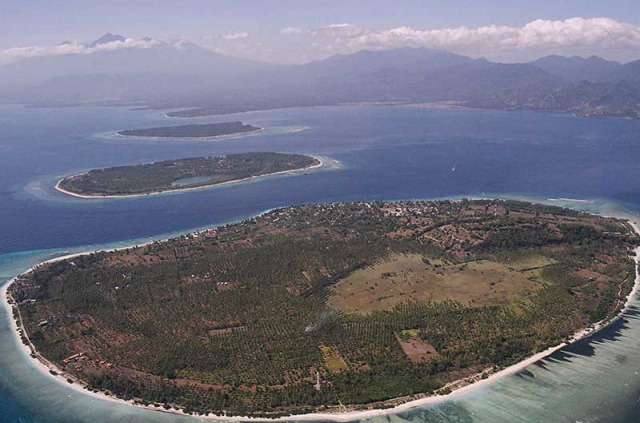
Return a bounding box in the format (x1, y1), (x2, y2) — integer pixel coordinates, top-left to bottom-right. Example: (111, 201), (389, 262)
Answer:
(329, 254), (549, 313)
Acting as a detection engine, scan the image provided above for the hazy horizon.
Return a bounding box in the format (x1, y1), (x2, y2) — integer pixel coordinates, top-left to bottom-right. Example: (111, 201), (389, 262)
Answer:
(2, 0), (640, 65)
(4, 30), (640, 68)
(3, 1), (640, 121)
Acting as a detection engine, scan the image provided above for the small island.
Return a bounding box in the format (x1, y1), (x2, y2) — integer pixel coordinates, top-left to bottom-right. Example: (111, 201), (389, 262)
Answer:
(166, 106), (267, 118)
(56, 152), (320, 197)
(7, 200), (639, 417)
(117, 121), (261, 138)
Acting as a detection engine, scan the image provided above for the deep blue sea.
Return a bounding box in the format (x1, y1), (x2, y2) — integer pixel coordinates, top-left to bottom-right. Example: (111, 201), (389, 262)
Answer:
(0, 104), (639, 422)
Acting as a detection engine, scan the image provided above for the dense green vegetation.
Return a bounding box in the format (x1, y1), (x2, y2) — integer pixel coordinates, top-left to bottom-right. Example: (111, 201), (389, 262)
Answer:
(9, 200), (638, 417)
(118, 121), (260, 138)
(57, 153), (319, 196)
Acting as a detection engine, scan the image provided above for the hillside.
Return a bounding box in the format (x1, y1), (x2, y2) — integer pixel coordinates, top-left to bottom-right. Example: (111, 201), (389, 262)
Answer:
(163, 49), (640, 120)
(530, 55), (622, 82)
(610, 59), (640, 83)
(0, 33), (277, 103)
(530, 81), (640, 118)
(3, 36), (640, 119)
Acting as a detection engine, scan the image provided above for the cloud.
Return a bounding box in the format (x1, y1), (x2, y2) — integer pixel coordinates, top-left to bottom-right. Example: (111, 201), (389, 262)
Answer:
(311, 23), (369, 39)
(280, 17), (640, 61)
(3, 17), (640, 66)
(222, 31), (249, 40)
(348, 18), (640, 51)
(0, 37), (161, 65)
(280, 26), (304, 35)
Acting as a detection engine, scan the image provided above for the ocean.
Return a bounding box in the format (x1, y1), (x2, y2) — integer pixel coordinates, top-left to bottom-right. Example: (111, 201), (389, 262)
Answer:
(0, 104), (639, 422)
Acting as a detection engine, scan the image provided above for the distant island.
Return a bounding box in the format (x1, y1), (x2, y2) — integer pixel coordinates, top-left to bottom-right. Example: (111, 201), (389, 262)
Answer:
(56, 152), (320, 197)
(117, 122), (261, 138)
(166, 106), (272, 118)
(7, 200), (638, 417)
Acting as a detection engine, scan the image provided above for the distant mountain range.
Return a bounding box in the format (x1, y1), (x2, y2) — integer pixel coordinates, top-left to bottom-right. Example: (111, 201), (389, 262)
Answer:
(2, 33), (640, 119)
(0, 33), (279, 103)
(87, 32), (127, 48)
(530, 55), (622, 83)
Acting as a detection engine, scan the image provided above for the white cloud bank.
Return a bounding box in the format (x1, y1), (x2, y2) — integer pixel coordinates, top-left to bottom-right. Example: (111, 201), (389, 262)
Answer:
(280, 26), (303, 35)
(222, 31), (249, 40)
(2, 17), (640, 66)
(279, 17), (640, 62)
(347, 18), (640, 50)
(0, 37), (160, 65)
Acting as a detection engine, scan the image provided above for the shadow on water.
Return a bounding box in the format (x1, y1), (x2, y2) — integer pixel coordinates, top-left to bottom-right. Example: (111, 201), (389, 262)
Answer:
(531, 313), (632, 373)
(514, 369), (535, 380)
(362, 402), (477, 423)
(560, 315), (631, 358)
(624, 304), (640, 317)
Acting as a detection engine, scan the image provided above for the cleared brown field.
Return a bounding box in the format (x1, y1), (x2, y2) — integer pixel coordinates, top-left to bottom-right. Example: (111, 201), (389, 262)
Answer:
(328, 254), (546, 313)
(396, 329), (440, 363)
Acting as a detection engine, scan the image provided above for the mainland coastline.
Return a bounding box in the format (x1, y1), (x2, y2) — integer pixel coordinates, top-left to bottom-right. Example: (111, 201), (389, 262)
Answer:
(3, 200), (639, 422)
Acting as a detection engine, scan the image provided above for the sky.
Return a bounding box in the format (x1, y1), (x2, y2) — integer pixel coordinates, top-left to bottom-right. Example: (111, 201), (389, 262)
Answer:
(2, 0), (640, 64)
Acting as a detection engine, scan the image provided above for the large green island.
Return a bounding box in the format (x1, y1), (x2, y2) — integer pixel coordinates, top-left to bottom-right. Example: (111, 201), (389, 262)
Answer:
(56, 152), (320, 197)
(117, 121), (261, 138)
(8, 200), (639, 417)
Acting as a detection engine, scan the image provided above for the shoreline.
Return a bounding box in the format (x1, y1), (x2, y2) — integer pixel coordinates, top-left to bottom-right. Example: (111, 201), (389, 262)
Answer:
(2, 205), (639, 422)
(54, 156), (325, 200)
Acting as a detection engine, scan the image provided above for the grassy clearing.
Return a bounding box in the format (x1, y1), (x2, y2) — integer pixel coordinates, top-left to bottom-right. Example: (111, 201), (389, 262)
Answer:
(328, 254), (545, 313)
(320, 345), (347, 372)
(504, 254), (556, 271)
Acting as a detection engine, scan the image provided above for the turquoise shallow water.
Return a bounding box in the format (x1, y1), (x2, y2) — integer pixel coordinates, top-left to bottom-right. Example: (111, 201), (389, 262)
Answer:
(1, 104), (640, 421)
